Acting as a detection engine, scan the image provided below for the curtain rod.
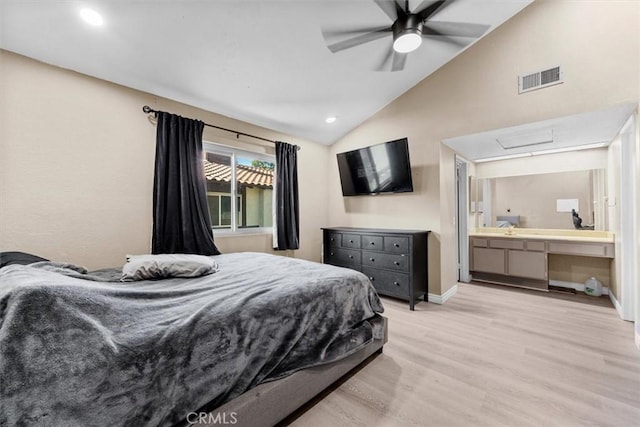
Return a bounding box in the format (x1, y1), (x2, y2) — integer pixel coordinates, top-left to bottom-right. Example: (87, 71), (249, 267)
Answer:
(142, 105), (300, 150)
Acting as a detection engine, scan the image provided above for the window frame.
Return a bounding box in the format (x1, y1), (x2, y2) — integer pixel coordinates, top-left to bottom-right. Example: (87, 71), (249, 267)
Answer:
(206, 192), (243, 228)
(203, 141), (275, 235)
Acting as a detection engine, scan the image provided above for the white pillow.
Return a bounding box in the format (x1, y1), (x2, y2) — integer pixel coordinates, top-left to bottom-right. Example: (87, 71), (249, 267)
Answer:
(122, 254), (218, 281)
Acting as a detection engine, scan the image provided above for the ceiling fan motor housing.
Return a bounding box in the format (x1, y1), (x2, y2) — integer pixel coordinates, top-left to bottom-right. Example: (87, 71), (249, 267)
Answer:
(392, 14), (424, 40)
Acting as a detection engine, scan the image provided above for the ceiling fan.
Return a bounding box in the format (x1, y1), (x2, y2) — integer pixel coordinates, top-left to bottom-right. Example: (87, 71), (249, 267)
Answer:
(322, 0), (490, 72)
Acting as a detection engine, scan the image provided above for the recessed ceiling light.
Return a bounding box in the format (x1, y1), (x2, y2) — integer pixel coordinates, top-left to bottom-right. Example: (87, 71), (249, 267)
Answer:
(80, 8), (103, 26)
(325, 116), (337, 124)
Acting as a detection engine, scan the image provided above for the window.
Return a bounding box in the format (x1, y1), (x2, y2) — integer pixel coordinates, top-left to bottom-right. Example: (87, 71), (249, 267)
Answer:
(203, 142), (275, 233)
(207, 193), (242, 228)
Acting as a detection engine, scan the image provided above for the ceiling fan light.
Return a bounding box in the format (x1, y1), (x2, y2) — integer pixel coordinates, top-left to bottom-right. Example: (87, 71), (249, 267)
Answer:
(393, 32), (422, 53)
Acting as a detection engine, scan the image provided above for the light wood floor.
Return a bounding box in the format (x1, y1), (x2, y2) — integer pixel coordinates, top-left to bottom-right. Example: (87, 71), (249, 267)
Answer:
(289, 283), (640, 426)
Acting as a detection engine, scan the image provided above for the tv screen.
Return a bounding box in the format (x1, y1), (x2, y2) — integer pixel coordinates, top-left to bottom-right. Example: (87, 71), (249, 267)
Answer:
(337, 138), (414, 196)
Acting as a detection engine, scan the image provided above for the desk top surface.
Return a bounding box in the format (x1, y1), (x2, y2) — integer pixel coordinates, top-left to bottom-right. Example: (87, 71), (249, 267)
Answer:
(470, 228), (614, 244)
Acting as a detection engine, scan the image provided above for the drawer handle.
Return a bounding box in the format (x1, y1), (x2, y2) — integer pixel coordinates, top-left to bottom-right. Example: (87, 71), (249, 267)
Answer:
(394, 243), (400, 248)
(369, 258), (375, 262)
(370, 241), (375, 245)
(393, 281), (400, 286)
(394, 261), (400, 266)
(330, 252), (334, 256)
(369, 277), (375, 281)
(330, 238), (334, 241)
(349, 239), (354, 243)
(349, 255), (353, 259)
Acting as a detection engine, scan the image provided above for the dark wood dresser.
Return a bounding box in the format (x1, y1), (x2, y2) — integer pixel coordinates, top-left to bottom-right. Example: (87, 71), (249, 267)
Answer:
(322, 227), (430, 310)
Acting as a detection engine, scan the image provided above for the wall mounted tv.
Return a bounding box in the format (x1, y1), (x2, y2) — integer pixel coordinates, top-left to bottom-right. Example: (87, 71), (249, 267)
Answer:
(337, 138), (414, 196)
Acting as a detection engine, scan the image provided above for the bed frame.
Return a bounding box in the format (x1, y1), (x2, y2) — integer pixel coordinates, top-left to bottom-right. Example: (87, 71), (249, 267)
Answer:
(194, 316), (388, 427)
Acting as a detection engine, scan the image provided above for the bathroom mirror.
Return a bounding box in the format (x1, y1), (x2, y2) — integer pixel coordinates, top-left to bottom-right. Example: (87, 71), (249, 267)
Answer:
(470, 169), (606, 231)
(469, 176), (483, 214)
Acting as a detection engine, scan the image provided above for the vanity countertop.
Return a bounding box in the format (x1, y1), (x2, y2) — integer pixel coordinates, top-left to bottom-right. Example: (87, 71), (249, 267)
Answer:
(469, 228), (615, 243)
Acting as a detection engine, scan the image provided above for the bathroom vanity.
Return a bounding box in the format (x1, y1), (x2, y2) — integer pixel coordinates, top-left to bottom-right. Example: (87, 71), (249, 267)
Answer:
(469, 228), (614, 291)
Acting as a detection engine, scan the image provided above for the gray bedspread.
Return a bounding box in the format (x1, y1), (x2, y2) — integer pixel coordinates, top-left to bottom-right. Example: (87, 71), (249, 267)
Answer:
(0, 252), (384, 426)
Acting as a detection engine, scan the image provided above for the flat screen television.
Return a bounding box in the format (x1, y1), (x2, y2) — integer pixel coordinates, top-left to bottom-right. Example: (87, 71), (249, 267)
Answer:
(337, 138), (414, 196)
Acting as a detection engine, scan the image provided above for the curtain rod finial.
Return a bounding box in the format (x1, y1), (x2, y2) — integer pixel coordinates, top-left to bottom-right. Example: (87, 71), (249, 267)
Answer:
(142, 105), (152, 113)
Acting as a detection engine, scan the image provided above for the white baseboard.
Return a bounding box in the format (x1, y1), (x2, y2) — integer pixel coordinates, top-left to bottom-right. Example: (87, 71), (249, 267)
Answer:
(548, 280), (609, 296)
(607, 290), (630, 320)
(429, 284), (458, 305)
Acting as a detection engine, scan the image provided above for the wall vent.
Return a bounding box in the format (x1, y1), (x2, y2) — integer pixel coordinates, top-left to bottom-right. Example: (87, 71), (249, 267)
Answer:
(519, 66), (563, 94)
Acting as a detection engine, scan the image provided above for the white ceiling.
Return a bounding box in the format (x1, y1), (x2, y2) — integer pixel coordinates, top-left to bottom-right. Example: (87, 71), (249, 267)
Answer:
(442, 103), (637, 162)
(0, 0), (532, 145)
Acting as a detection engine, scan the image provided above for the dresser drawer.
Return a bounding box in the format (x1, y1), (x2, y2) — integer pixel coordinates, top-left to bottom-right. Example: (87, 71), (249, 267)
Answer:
(342, 234), (362, 249)
(325, 247), (360, 266)
(471, 238), (488, 247)
(548, 241), (614, 258)
(384, 236), (410, 254)
(362, 251), (409, 272)
(362, 267), (410, 297)
(326, 232), (341, 247)
(489, 239), (524, 250)
(526, 241), (546, 252)
(362, 235), (383, 250)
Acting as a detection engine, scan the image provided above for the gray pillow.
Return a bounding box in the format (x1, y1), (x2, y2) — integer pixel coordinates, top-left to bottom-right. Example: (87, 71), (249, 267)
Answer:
(122, 254), (219, 281)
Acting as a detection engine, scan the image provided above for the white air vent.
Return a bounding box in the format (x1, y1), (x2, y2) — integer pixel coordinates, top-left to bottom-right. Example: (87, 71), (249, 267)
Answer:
(519, 66), (563, 94)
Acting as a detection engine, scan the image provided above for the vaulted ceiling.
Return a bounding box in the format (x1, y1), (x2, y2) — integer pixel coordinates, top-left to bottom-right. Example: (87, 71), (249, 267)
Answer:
(0, 0), (532, 145)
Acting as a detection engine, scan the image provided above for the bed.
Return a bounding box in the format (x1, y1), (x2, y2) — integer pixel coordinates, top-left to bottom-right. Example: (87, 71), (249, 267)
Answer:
(0, 251), (386, 426)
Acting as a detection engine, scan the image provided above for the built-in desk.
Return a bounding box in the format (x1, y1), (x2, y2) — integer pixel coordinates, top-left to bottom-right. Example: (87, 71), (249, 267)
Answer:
(469, 229), (614, 291)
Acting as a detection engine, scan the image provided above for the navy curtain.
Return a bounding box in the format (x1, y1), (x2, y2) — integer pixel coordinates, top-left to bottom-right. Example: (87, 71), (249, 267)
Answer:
(152, 111), (220, 255)
(273, 141), (300, 250)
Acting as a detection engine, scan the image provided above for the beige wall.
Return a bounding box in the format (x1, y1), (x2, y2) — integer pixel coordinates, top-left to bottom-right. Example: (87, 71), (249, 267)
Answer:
(327, 0), (639, 296)
(0, 50), (329, 269)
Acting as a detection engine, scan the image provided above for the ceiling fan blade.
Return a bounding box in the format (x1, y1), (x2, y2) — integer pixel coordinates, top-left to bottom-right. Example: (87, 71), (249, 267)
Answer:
(422, 21), (490, 38)
(421, 33), (467, 48)
(415, 0), (448, 21)
(375, 44), (395, 71)
(391, 51), (407, 72)
(373, 0), (405, 21)
(326, 28), (392, 53)
(322, 25), (394, 39)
